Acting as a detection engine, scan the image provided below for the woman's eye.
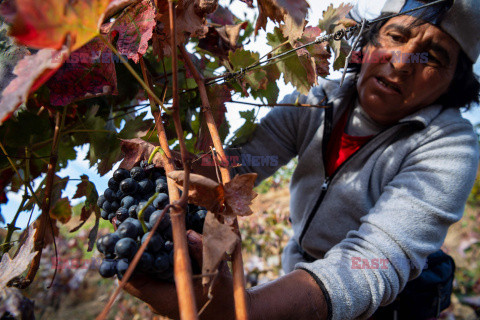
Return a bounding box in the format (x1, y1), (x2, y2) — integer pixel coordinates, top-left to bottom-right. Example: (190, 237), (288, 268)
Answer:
(388, 33), (404, 42)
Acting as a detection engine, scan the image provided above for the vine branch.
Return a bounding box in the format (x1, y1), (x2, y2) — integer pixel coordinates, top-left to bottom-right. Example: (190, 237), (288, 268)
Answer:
(180, 45), (249, 320)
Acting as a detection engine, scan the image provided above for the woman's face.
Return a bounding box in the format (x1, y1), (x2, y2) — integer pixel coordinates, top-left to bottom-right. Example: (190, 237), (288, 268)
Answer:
(356, 15), (460, 125)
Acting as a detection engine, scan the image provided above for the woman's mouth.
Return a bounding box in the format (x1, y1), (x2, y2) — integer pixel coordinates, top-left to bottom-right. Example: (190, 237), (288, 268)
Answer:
(375, 77), (402, 94)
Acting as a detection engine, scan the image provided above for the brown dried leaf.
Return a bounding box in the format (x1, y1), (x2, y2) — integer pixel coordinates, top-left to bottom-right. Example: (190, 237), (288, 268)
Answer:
(119, 138), (164, 169)
(223, 173), (258, 217)
(202, 211), (239, 286)
(255, 0), (309, 42)
(167, 171), (224, 212)
(30, 217), (59, 248)
(0, 225), (38, 288)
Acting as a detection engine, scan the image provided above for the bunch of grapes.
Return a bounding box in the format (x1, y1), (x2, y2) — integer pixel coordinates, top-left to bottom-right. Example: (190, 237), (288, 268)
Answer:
(95, 162), (207, 281)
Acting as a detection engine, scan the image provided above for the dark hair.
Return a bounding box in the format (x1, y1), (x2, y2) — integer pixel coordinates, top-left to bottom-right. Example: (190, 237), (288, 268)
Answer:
(347, 12), (480, 111)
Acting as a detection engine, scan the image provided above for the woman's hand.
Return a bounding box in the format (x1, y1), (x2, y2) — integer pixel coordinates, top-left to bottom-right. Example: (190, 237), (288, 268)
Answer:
(122, 230), (236, 320)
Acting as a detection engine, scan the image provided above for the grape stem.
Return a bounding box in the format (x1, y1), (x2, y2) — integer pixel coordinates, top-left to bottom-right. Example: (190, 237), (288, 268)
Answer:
(180, 46), (249, 320)
(138, 192), (159, 233)
(148, 146), (164, 165)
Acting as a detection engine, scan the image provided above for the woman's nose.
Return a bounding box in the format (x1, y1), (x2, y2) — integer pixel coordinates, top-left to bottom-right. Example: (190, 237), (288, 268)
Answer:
(387, 44), (420, 74)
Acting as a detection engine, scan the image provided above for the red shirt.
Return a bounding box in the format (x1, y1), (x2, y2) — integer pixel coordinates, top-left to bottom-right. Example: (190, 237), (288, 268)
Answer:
(325, 108), (374, 176)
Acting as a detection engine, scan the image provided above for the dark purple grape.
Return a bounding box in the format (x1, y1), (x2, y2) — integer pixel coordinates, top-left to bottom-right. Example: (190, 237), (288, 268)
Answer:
(150, 210), (171, 231)
(138, 179), (154, 195)
(104, 188), (116, 202)
(163, 226), (173, 241)
(153, 253), (170, 273)
(96, 237), (106, 254)
(116, 207), (129, 222)
(115, 238), (138, 260)
(116, 258), (130, 279)
(128, 205), (138, 218)
(108, 213), (115, 222)
(130, 166), (146, 181)
(138, 252), (154, 273)
(97, 195), (106, 208)
(105, 253), (115, 260)
(152, 170), (166, 181)
(164, 240), (173, 252)
(108, 178), (119, 192)
(100, 209), (109, 220)
(117, 221), (139, 239)
(116, 189), (125, 199)
(124, 218), (144, 237)
(121, 196), (135, 209)
(113, 168), (130, 182)
(141, 232), (164, 253)
(102, 232), (121, 254)
(155, 178), (168, 194)
(110, 201), (120, 213)
(120, 178), (138, 195)
(99, 259), (117, 278)
(102, 201), (112, 213)
(153, 193), (169, 210)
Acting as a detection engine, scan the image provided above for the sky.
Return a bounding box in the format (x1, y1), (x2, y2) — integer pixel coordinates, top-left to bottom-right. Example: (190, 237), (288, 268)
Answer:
(2, 0), (480, 230)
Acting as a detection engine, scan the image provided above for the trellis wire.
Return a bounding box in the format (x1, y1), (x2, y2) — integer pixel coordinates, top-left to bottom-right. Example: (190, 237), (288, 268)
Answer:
(205, 0), (448, 86)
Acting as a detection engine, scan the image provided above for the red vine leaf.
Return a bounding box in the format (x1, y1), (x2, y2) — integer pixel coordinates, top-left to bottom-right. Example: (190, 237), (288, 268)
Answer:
(55, 37), (117, 102)
(255, 0), (309, 42)
(223, 173), (258, 217)
(9, 0), (111, 51)
(119, 138), (164, 170)
(167, 171), (225, 212)
(0, 46), (70, 124)
(46, 37), (118, 106)
(202, 211), (239, 286)
(109, 0), (156, 63)
(0, 224), (38, 288)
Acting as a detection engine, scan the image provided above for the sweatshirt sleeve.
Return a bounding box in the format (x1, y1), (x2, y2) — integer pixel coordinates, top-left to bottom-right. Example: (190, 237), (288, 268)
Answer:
(225, 91), (307, 185)
(295, 120), (479, 320)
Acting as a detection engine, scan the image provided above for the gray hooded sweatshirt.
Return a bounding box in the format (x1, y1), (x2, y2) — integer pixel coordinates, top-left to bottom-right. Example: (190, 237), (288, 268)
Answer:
(226, 77), (479, 319)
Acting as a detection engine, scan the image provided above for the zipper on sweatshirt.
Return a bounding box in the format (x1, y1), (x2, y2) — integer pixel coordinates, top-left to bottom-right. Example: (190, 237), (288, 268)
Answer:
(298, 113), (418, 248)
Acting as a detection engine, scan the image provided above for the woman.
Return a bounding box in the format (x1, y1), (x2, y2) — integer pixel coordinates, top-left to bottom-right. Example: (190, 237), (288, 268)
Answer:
(124, 0), (480, 319)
